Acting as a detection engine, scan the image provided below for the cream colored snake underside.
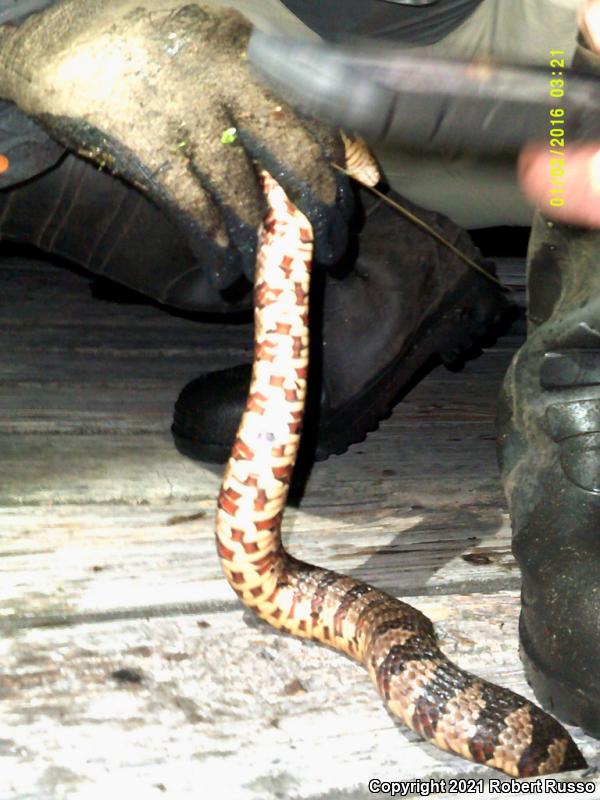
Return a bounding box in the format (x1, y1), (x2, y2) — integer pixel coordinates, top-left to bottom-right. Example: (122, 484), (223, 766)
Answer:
(214, 142), (586, 777)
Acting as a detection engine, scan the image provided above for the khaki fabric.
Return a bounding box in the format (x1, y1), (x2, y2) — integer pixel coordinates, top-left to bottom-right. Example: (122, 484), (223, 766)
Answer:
(228, 0), (584, 228)
(207, 0), (319, 38)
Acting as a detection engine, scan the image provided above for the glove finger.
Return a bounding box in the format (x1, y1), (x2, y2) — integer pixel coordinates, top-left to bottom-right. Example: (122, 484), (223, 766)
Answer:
(39, 108), (251, 289)
(299, 114), (356, 219)
(230, 96), (350, 264)
(185, 105), (266, 282)
(172, 3), (349, 263)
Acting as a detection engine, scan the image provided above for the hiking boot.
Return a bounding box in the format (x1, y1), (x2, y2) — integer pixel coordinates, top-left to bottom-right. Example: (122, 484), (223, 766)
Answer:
(497, 210), (600, 738)
(0, 152), (253, 314)
(172, 188), (509, 463)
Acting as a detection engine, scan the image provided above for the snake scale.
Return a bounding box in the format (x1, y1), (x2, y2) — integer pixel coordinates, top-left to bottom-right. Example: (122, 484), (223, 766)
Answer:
(215, 143), (587, 777)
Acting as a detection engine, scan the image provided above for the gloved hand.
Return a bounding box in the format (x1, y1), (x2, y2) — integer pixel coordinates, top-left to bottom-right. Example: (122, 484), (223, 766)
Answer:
(0, 0), (352, 289)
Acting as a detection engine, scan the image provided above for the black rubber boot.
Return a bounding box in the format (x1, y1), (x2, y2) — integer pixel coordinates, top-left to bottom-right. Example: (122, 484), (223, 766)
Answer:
(498, 215), (600, 737)
(172, 189), (509, 463)
(497, 38), (600, 739)
(0, 152), (253, 314)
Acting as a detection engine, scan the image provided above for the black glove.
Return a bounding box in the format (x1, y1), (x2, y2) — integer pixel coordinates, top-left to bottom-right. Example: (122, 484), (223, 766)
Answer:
(0, 0), (353, 290)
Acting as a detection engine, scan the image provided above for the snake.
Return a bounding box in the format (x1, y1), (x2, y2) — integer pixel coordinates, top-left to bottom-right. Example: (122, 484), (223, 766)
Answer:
(214, 142), (588, 777)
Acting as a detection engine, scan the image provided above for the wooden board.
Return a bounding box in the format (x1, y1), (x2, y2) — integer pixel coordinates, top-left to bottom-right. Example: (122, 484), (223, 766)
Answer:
(1, 255), (599, 799)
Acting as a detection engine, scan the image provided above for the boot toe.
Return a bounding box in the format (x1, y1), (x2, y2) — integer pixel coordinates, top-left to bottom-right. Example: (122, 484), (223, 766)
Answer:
(172, 364), (251, 463)
(520, 555), (600, 737)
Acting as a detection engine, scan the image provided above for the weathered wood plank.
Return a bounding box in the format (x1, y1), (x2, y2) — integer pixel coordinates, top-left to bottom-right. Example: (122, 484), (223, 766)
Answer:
(0, 498), (518, 629)
(0, 418), (504, 507)
(3, 254), (598, 799)
(0, 350), (513, 436)
(0, 352), (244, 387)
(495, 257), (526, 310)
(0, 593), (597, 800)
(0, 324), (252, 354)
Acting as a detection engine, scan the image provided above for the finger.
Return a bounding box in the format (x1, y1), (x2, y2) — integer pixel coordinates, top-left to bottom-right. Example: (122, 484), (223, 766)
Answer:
(234, 95), (339, 207)
(578, 0), (600, 52)
(518, 142), (600, 227)
(187, 112), (266, 232)
(185, 104), (265, 279)
(300, 117), (355, 222)
(0, 25), (21, 102)
(231, 92), (349, 263)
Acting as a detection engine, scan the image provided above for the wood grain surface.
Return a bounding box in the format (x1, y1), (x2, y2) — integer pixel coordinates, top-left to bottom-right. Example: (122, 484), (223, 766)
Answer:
(1, 255), (598, 799)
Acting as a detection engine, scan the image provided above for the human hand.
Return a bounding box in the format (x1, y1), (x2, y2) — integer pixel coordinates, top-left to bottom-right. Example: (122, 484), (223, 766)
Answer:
(518, 0), (600, 226)
(0, 1), (351, 288)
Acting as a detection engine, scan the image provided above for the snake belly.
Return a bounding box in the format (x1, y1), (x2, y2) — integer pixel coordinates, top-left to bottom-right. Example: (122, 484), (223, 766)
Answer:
(214, 166), (587, 777)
